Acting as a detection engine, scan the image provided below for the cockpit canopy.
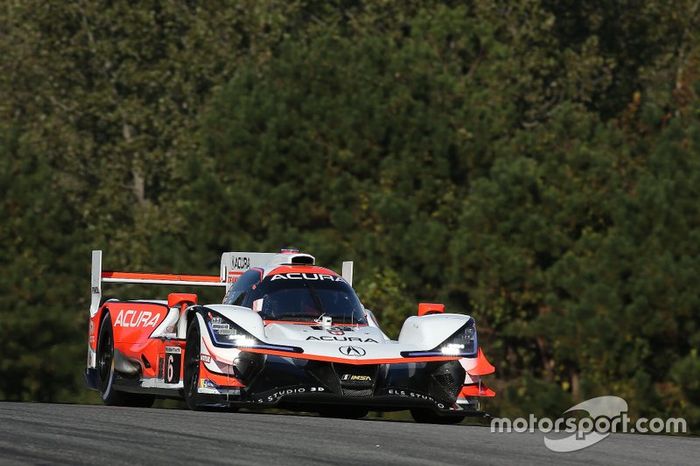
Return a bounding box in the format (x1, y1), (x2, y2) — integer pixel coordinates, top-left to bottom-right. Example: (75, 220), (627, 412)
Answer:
(223, 269), (367, 324)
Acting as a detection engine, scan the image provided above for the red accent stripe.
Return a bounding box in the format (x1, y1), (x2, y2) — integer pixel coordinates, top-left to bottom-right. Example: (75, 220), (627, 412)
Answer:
(102, 271), (224, 283)
(460, 384), (496, 397)
(200, 363), (245, 388)
(240, 347), (460, 365)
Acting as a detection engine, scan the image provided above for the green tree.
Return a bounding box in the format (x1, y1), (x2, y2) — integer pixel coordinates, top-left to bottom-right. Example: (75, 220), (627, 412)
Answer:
(1, 1), (699, 431)
(0, 125), (88, 401)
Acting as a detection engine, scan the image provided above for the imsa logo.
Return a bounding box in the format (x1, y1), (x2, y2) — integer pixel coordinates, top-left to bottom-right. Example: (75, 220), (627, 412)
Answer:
(341, 374), (372, 382)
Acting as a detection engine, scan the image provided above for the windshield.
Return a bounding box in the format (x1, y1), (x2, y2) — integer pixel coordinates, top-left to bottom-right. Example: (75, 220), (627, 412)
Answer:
(244, 275), (367, 324)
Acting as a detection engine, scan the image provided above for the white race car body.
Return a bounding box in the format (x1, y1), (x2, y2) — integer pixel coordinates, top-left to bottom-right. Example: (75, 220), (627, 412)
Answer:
(85, 249), (495, 419)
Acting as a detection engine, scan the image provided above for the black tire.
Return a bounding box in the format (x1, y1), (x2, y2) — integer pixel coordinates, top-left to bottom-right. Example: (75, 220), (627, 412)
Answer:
(410, 408), (465, 425)
(318, 406), (369, 419)
(183, 319), (203, 410)
(96, 312), (155, 407)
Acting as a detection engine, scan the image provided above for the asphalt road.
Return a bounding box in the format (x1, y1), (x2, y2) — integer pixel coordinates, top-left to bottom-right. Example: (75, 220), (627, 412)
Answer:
(0, 403), (697, 465)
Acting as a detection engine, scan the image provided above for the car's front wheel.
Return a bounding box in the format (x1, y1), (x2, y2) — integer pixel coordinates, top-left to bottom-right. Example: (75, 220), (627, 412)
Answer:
(183, 319), (204, 410)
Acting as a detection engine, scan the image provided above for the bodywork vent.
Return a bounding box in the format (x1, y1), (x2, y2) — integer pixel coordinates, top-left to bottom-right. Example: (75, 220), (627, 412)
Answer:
(429, 361), (465, 403)
(290, 254), (315, 265)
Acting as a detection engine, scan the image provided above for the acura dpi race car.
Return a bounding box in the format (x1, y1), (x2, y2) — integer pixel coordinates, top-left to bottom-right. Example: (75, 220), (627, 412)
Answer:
(85, 249), (495, 423)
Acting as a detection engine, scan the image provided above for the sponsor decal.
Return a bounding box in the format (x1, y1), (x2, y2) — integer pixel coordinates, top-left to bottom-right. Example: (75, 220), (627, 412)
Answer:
(197, 378), (241, 395)
(328, 327), (344, 336)
(307, 335), (378, 343)
(341, 374), (372, 382)
(255, 386), (326, 403)
(271, 273), (345, 282)
(387, 388), (446, 409)
(199, 378), (216, 388)
(89, 320), (96, 344)
(200, 353), (211, 363)
(165, 346), (181, 354)
(339, 346), (366, 357)
(311, 325), (355, 331)
(231, 256), (251, 270)
(114, 309), (160, 328)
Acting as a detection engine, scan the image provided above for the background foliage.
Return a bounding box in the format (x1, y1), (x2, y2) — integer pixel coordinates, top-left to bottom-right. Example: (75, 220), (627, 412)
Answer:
(1, 0), (699, 427)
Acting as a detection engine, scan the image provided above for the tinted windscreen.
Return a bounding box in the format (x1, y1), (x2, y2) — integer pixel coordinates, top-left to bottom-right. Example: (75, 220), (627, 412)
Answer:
(244, 275), (367, 324)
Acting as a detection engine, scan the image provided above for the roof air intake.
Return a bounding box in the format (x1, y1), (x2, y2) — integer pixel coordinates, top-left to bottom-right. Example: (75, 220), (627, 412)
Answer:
(291, 255), (314, 265)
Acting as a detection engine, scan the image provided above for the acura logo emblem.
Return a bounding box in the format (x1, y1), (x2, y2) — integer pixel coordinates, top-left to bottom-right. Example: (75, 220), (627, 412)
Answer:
(339, 345), (366, 357)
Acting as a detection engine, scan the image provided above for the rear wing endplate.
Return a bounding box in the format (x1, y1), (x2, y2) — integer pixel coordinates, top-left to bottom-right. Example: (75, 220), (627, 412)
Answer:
(342, 261), (353, 286)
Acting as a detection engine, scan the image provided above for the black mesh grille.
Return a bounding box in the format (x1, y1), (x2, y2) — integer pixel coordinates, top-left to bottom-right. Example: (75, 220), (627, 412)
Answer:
(434, 373), (461, 396)
(343, 388), (373, 397)
(305, 361), (341, 394)
(429, 361), (465, 402)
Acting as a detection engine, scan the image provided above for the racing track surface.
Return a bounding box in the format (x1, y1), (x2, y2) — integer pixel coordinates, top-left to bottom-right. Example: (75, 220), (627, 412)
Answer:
(0, 403), (697, 465)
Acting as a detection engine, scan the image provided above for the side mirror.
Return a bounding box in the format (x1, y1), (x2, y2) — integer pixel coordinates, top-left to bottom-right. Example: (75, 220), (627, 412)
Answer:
(168, 293), (198, 309)
(418, 302), (445, 316)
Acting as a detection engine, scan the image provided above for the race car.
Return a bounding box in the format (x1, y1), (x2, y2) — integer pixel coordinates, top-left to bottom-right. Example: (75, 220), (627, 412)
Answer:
(85, 249), (495, 423)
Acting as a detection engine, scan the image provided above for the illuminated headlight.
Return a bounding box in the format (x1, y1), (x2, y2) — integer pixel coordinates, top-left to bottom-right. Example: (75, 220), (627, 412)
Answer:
(207, 312), (257, 348)
(440, 322), (477, 356)
(441, 343), (464, 355)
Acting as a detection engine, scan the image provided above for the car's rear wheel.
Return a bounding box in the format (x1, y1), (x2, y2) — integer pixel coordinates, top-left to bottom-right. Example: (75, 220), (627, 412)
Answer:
(318, 406), (369, 419)
(183, 319), (203, 410)
(410, 408), (465, 425)
(96, 312), (154, 407)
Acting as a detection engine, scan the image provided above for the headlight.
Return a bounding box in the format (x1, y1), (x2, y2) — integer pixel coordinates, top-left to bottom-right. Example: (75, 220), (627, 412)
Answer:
(440, 321), (477, 356)
(206, 311), (257, 348)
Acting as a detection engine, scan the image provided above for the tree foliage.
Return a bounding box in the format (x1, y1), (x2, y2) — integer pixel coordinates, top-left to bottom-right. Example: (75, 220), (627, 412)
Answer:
(1, 0), (699, 428)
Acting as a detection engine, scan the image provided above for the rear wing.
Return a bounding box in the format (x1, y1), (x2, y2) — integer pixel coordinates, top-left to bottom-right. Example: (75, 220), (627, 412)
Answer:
(89, 250), (225, 317)
(90, 249), (355, 317)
